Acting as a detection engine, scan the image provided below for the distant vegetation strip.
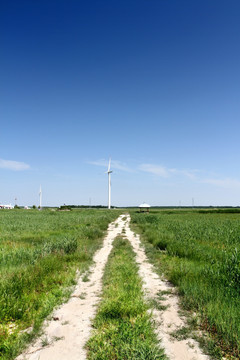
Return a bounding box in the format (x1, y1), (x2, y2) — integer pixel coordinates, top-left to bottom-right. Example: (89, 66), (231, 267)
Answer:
(87, 236), (166, 360)
(0, 209), (120, 360)
(131, 211), (240, 359)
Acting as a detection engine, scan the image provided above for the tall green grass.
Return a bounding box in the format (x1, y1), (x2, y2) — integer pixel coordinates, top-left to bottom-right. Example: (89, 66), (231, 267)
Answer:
(87, 237), (166, 360)
(0, 209), (120, 359)
(131, 210), (240, 358)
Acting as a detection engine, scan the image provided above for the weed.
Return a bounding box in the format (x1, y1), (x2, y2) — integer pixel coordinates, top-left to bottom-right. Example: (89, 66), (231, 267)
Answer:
(148, 298), (169, 312)
(159, 289), (173, 296)
(52, 336), (64, 342)
(41, 337), (50, 347)
(61, 321), (69, 326)
(79, 292), (86, 299)
(170, 326), (191, 340)
(82, 272), (90, 282)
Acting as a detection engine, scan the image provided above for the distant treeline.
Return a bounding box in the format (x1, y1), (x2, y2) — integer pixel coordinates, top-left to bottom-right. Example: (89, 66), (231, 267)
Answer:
(198, 208), (240, 214)
(60, 205), (111, 209)
(60, 205), (240, 213)
(124, 206), (240, 211)
(11, 205), (240, 213)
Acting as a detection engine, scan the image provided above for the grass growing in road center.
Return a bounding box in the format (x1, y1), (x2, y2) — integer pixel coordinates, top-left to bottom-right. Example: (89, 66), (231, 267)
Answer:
(87, 237), (166, 360)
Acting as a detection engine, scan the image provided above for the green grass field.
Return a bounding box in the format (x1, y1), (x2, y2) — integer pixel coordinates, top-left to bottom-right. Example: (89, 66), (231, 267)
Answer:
(1, 208), (239, 359)
(131, 209), (240, 359)
(0, 208), (120, 359)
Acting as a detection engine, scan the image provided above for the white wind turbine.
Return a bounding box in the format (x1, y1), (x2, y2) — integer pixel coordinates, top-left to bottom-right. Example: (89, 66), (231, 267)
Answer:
(39, 185), (42, 210)
(106, 158), (113, 209)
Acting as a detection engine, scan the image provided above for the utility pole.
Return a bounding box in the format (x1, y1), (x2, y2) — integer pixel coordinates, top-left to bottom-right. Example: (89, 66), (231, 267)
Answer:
(106, 158), (113, 209)
(39, 185), (42, 210)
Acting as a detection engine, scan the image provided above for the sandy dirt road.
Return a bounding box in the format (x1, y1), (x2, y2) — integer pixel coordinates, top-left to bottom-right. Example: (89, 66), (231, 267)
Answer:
(17, 214), (208, 360)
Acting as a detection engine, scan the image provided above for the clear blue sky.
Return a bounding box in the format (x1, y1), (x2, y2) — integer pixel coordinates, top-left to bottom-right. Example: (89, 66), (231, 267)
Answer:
(1, 0), (240, 207)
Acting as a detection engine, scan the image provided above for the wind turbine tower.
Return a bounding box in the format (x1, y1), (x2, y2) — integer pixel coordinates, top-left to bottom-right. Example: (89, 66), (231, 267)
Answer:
(39, 185), (42, 210)
(107, 158), (113, 209)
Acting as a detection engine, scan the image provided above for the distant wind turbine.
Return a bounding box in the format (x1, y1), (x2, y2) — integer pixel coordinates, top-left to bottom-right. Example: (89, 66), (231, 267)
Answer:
(39, 185), (42, 209)
(106, 158), (113, 209)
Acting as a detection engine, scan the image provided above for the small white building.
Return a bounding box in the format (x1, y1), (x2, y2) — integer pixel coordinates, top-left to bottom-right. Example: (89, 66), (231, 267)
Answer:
(139, 203), (151, 213)
(0, 204), (14, 209)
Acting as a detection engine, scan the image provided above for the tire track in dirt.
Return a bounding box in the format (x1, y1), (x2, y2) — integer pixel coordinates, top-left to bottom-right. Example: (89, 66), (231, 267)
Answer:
(123, 214), (209, 360)
(16, 215), (126, 360)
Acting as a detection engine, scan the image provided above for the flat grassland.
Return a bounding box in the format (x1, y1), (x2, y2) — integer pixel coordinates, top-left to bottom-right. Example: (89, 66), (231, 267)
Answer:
(0, 208), (120, 359)
(1, 208), (239, 359)
(131, 209), (240, 359)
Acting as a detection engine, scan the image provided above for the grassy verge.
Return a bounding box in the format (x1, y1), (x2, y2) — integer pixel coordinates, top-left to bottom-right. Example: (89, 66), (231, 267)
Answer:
(130, 210), (240, 359)
(87, 236), (166, 360)
(0, 209), (120, 360)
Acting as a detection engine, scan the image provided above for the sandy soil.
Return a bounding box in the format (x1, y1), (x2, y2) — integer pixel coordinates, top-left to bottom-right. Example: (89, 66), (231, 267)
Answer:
(17, 214), (209, 360)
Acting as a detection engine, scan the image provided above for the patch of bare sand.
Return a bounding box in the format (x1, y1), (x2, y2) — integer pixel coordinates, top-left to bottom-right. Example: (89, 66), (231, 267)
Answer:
(16, 215), (126, 360)
(123, 214), (209, 360)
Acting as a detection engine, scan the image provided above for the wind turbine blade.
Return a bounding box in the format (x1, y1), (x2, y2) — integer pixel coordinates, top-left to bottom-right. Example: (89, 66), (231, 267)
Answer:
(108, 158), (111, 172)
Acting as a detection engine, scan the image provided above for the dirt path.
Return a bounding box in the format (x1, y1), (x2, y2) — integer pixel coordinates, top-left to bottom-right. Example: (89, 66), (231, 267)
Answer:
(16, 215), (126, 360)
(17, 214), (209, 360)
(123, 214), (209, 360)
